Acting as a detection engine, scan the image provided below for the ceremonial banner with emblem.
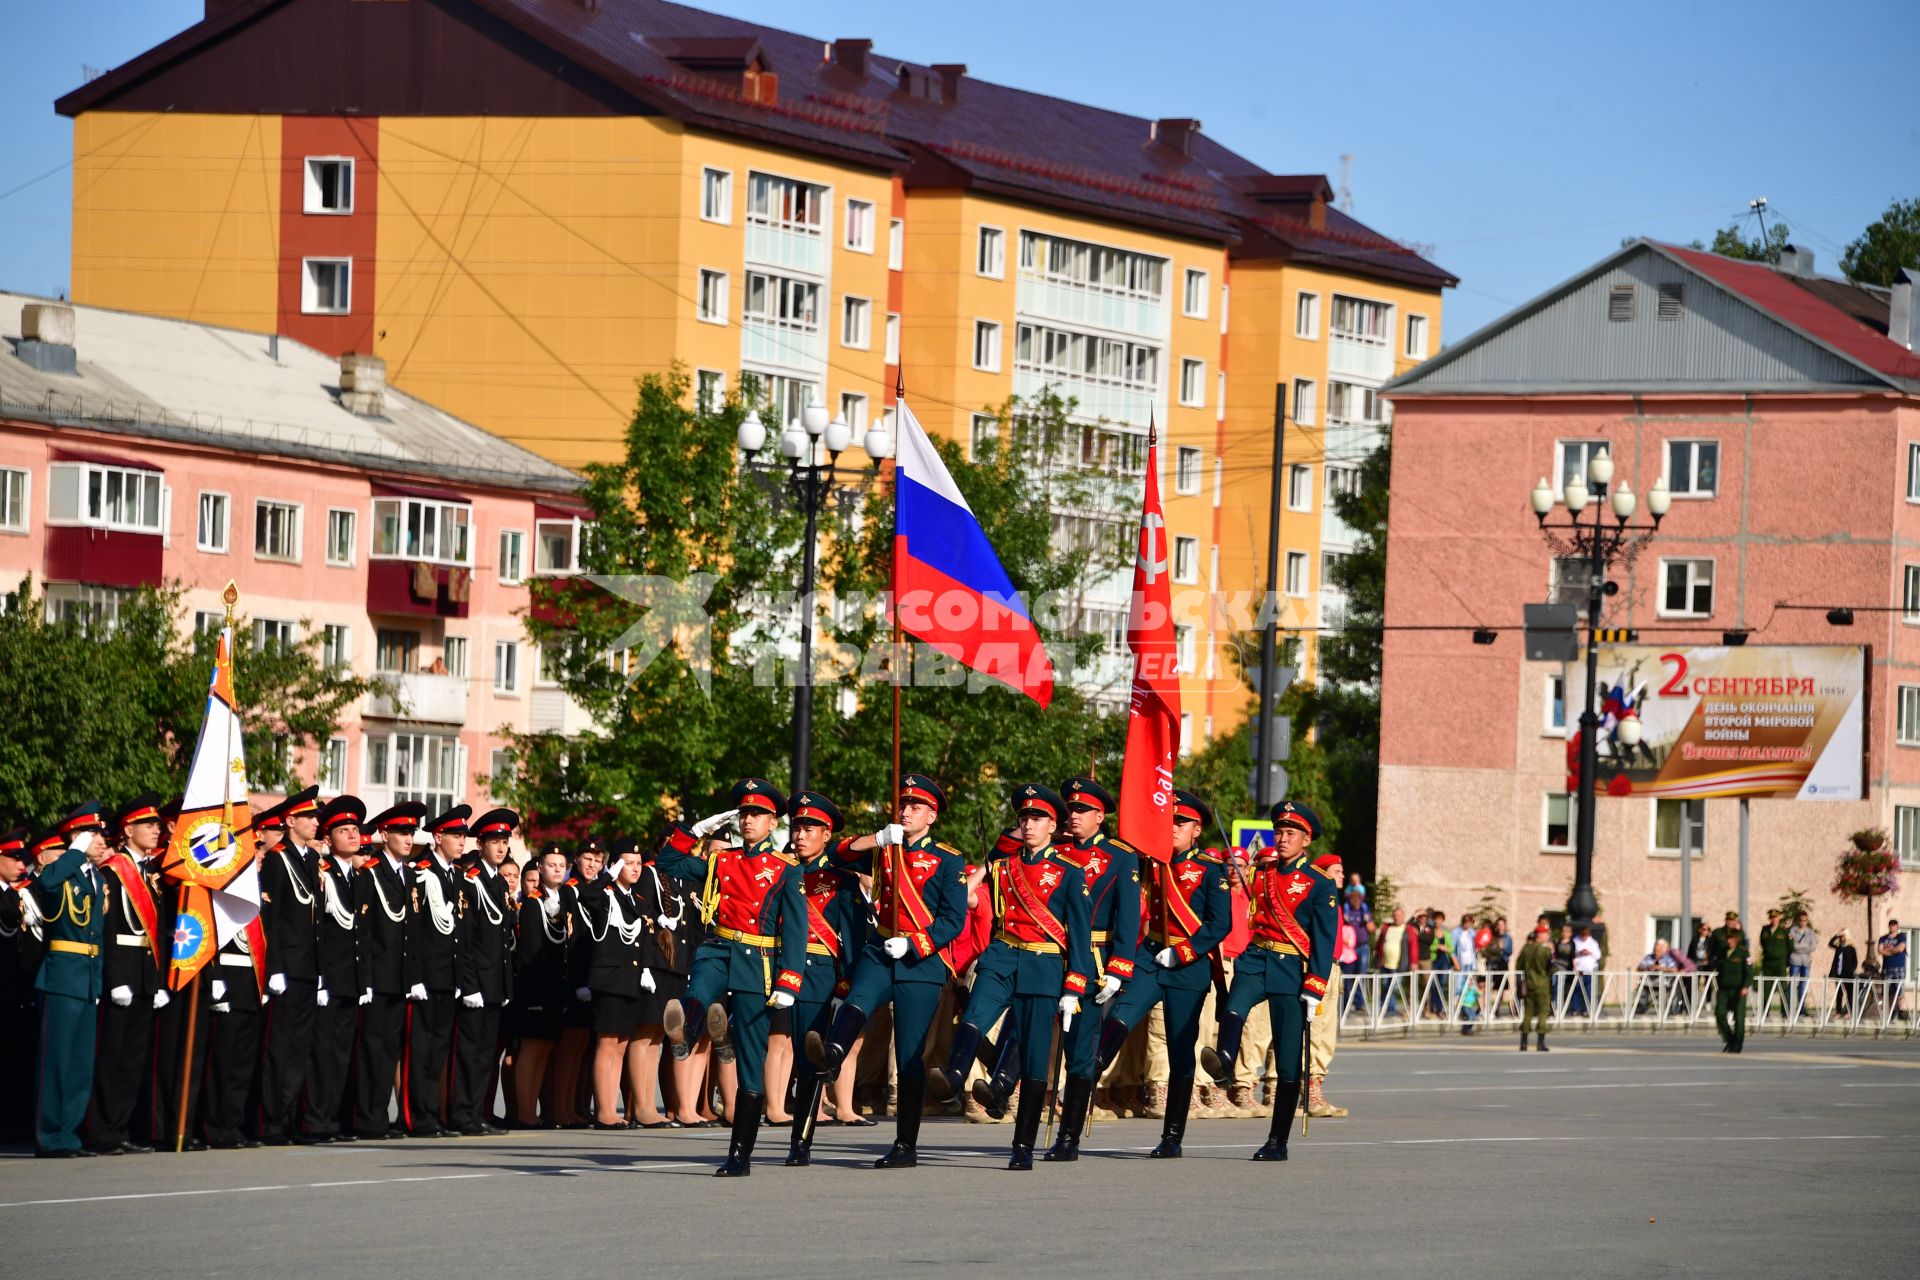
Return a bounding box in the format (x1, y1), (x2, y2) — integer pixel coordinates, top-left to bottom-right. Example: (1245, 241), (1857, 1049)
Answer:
(1116, 430), (1181, 864)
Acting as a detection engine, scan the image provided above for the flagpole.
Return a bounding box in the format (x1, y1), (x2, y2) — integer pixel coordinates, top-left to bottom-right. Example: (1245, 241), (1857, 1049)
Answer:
(174, 972), (199, 1152)
(890, 373), (904, 825)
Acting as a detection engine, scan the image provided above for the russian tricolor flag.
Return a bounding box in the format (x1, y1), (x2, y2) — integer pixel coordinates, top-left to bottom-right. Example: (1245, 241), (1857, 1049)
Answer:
(892, 399), (1056, 707)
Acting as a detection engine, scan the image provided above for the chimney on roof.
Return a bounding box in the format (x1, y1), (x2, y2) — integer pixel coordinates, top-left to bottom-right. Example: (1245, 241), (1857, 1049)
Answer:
(339, 351), (387, 418)
(16, 302), (77, 376)
(1777, 244), (1815, 276)
(932, 63), (966, 102)
(1150, 118), (1202, 160)
(1891, 268), (1920, 352)
(831, 38), (871, 78)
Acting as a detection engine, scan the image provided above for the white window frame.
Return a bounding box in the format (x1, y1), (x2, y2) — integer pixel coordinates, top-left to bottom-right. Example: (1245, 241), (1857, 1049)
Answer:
(1896, 805), (1920, 868)
(1330, 293), (1392, 344)
(1664, 438), (1720, 499)
(1295, 291), (1320, 339)
(841, 295), (872, 350)
(1179, 357), (1205, 407)
(493, 639), (522, 696)
(1650, 797), (1707, 858)
(888, 218), (904, 270)
(0, 466), (26, 533)
(534, 517), (584, 577)
(370, 496), (473, 567)
(839, 391), (869, 433)
(325, 507), (356, 567)
(845, 197), (875, 253)
(321, 622), (351, 671)
(443, 635), (470, 679)
(1173, 535), (1198, 584)
(45, 461), (164, 534)
(1658, 557), (1716, 619)
(300, 257), (351, 315)
(1183, 268), (1209, 319)
(1326, 464), (1361, 507)
(1905, 564), (1920, 625)
(1898, 685), (1920, 747)
(885, 313), (901, 365)
(1555, 439), (1609, 497)
(695, 368), (727, 414)
(1908, 442), (1920, 503)
(697, 267), (729, 325)
(1291, 378), (1317, 427)
(498, 528), (526, 586)
(375, 627), (420, 674)
(1404, 313), (1429, 359)
(254, 499), (303, 563)
(970, 413), (999, 460)
(319, 737), (349, 796)
(1286, 463), (1312, 513)
(973, 319), (1002, 373)
(977, 225), (1005, 279)
(253, 617), (297, 652)
(489, 748), (512, 794)
(1544, 672), (1567, 735)
(303, 156), (354, 215)
(1284, 550), (1308, 597)
(1175, 446), (1202, 496)
(745, 170), (829, 236)
(196, 490), (230, 553)
(1543, 792), (1576, 852)
(700, 166), (732, 224)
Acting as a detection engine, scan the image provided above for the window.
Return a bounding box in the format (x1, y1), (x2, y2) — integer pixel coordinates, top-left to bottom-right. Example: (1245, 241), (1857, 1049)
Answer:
(1909, 442), (1920, 502)
(1173, 535), (1198, 584)
(303, 157), (353, 214)
(970, 414), (999, 459)
(700, 167), (732, 223)
(301, 258), (350, 315)
(1543, 793), (1576, 851)
(535, 518), (582, 576)
(841, 295), (871, 349)
(1659, 558), (1715, 618)
(325, 508), (356, 566)
(1284, 550), (1308, 597)
(977, 226), (1005, 278)
(493, 640), (521, 695)
(196, 491), (229, 553)
(1291, 378), (1316, 427)
(973, 320), (1001, 372)
(1330, 294), (1389, 342)
(536, 637), (577, 689)
(375, 628), (420, 674)
(46, 461), (163, 533)
(697, 268), (729, 324)
(1016, 231), (1166, 302)
(1295, 291), (1320, 339)
(1555, 440), (1609, 496)
(371, 496), (472, 566)
(1657, 281), (1685, 320)
(44, 583), (128, 630)
(888, 218), (903, 270)
(0, 467), (24, 532)
(1176, 624), (1197, 676)
(365, 730), (465, 813)
(1906, 565), (1920, 623)
(744, 271), (820, 335)
(1405, 313), (1429, 359)
(845, 198), (875, 252)
(1179, 357), (1205, 407)
(1175, 446), (1202, 495)
(253, 618), (295, 652)
(1652, 798), (1706, 857)
(321, 623), (350, 671)
(254, 499), (301, 562)
(193, 610), (222, 636)
(1183, 268), (1209, 319)
(695, 369), (726, 413)
(320, 737), (349, 795)
(746, 172), (828, 234)
(1896, 806), (1920, 867)
(1545, 673), (1567, 733)
(839, 392), (868, 433)
(1287, 464), (1312, 512)
(443, 635), (469, 679)
(1327, 380), (1382, 425)
(498, 529), (526, 586)
(1665, 439), (1720, 498)
(1898, 685), (1920, 746)
(1608, 284), (1636, 322)
(489, 748), (512, 794)
(1551, 557), (1595, 608)
(1012, 323), (1160, 398)
(884, 313), (901, 365)
(1326, 464), (1361, 506)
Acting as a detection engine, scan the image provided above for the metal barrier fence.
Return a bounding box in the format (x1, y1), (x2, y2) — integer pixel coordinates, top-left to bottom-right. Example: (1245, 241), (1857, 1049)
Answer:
(1334, 969), (1915, 1040)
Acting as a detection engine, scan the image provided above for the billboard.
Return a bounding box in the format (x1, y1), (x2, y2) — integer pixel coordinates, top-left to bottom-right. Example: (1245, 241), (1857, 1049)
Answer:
(1587, 644), (1867, 801)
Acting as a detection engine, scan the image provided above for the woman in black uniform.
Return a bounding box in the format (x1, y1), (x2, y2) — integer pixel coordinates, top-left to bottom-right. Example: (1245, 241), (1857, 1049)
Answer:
(510, 844), (570, 1128)
(623, 842), (683, 1127)
(584, 841), (647, 1130)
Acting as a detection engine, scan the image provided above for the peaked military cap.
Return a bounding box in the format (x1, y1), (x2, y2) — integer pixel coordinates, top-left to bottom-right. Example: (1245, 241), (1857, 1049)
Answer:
(788, 791), (844, 831)
(366, 800), (427, 832)
(1171, 789), (1213, 833)
(253, 785), (319, 832)
(1061, 777), (1113, 814)
(425, 804), (473, 837)
(114, 793), (165, 832)
(730, 777), (786, 814)
(318, 795), (366, 833)
(899, 773), (947, 813)
(59, 799), (107, 836)
(1271, 799), (1322, 841)
(471, 808), (520, 840)
(1011, 783), (1063, 821)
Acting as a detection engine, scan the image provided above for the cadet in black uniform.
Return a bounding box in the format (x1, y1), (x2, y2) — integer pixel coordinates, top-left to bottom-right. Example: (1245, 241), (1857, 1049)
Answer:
(582, 837), (646, 1129)
(353, 802), (424, 1140)
(404, 805), (469, 1137)
(256, 788), (322, 1145)
(511, 841), (570, 1127)
(88, 795), (169, 1154)
(0, 828), (39, 1144)
(451, 808), (518, 1136)
(301, 796), (363, 1143)
(200, 872), (267, 1150)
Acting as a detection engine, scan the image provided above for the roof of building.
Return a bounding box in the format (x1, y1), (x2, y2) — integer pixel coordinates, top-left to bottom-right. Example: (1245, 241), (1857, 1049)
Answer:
(1386, 239), (1920, 397)
(0, 291), (582, 493)
(56, 0), (1453, 290)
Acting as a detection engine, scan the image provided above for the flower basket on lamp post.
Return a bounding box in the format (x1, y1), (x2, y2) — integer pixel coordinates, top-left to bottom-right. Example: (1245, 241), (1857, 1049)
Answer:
(1832, 829), (1899, 953)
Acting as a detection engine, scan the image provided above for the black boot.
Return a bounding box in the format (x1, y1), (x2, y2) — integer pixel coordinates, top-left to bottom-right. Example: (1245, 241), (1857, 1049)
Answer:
(715, 1090), (763, 1177)
(1252, 1079), (1300, 1161)
(785, 1073), (826, 1167)
(663, 997), (699, 1062)
(1199, 1011), (1244, 1088)
(1519, 1032), (1530, 1051)
(1537, 1035), (1549, 1052)
(1043, 1076), (1093, 1162)
(1095, 1016), (1133, 1076)
(805, 1001), (866, 1076)
(969, 1030), (1021, 1120)
(930, 1022), (982, 1103)
(876, 1062), (924, 1169)
(1149, 1075), (1192, 1158)
(1008, 1077), (1045, 1170)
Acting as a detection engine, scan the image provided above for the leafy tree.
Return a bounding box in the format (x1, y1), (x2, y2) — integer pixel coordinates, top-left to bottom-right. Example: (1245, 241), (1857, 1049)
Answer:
(1776, 886), (1815, 924)
(1706, 220), (1791, 264)
(1840, 197), (1920, 286)
(1178, 681), (1340, 853)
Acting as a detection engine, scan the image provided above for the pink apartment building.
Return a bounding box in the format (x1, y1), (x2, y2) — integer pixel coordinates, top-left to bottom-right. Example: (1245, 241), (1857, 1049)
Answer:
(1378, 242), (1920, 959)
(0, 291), (590, 832)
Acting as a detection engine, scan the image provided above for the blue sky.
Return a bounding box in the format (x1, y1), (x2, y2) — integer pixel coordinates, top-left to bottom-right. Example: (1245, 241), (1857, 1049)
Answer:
(1, 0), (1916, 340)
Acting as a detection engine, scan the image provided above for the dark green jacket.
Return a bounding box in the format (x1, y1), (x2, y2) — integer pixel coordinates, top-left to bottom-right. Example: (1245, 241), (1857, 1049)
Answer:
(30, 848), (105, 1001)
(1758, 925), (1792, 976)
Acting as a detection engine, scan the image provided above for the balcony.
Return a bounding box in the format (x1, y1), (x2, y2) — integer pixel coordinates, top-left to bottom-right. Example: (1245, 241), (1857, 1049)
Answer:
(741, 318), (823, 371)
(1328, 332), (1394, 382)
(531, 687), (606, 737)
(1012, 369), (1159, 431)
(365, 672), (469, 726)
(367, 559), (472, 619)
(1016, 275), (1169, 341)
(744, 220), (825, 276)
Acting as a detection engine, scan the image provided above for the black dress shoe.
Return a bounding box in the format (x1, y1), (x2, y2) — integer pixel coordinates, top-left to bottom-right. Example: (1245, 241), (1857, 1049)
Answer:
(378, 1128), (409, 1141)
(481, 1122), (508, 1136)
(590, 1120), (628, 1132)
(1250, 1139), (1289, 1161)
(292, 1133), (330, 1145)
(35, 1148), (85, 1158)
(874, 1142), (917, 1169)
(94, 1144), (126, 1156)
(262, 1135), (294, 1147)
(118, 1140), (155, 1155)
(239, 1138), (263, 1148)
(1147, 1139), (1183, 1159)
(459, 1124), (488, 1137)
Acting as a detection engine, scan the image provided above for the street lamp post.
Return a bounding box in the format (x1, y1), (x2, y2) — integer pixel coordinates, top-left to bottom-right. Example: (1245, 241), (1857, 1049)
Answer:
(736, 396), (894, 794)
(1530, 451), (1669, 928)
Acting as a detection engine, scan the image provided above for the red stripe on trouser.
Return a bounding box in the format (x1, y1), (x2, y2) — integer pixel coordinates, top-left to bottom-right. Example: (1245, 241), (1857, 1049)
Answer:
(399, 1002), (413, 1131)
(255, 1002), (274, 1138)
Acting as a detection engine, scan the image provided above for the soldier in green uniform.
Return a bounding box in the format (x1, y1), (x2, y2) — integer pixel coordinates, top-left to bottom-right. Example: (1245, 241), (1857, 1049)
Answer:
(1714, 926), (1753, 1053)
(1517, 923), (1554, 1051)
(31, 802), (112, 1157)
(1758, 909), (1792, 1018)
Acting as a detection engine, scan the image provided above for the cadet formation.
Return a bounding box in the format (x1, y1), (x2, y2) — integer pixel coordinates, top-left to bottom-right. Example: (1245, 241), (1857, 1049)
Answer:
(0, 775), (1343, 1175)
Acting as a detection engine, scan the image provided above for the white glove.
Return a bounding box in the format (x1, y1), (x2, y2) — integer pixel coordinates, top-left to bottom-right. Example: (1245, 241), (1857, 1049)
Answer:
(359, 989), (373, 1007)
(268, 973), (287, 996)
(212, 1001), (231, 1014)
(656, 915), (676, 931)
(462, 991), (484, 1009)
(1302, 995), (1321, 1020)
(829, 997), (844, 1018)
(883, 936), (911, 959)
(1155, 947), (1177, 968)
(1094, 974), (1122, 1006)
(316, 988), (330, 1008)
(453, 988), (462, 1001)
(767, 990), (795, 1010)
(1058, 995), (1080, 1033)
(575, 986), (592, 1003)
(872, 823), (905, 847)
(641, 969), (656, 993)
(691, 809), (738, 838)
(407, 983), (428, 1002)
(110, 985), (133, 1007)
(210, 979), (227, 1001)
(152, 989), (170, 1010)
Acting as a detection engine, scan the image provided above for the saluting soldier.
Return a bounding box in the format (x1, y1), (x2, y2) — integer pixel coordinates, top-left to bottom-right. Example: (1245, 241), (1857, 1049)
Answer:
(510, 841), (571, 1128)
(32, 802), (112, 1157)
(1086, 788), (1232, 1158)
(1518, 923), (1555, 1051)
(1198, 799), (1338, 1162)
(930, 784), (1093, 1171)
(778, 790), (866, 1167)
(806, 773), (968, 1170)
(656, 778), (809, 1177)
(450, 808), (518, 1136)
(255, 787), (322, 1145)
(301, 795), (364, 1143)
(353, 801), (424, 1141)
(403, 804), (470, 1137)
(88, 795), (169, 1155)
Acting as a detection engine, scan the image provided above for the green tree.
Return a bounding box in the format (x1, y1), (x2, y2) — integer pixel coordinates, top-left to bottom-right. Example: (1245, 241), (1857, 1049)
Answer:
(1840, 197), (1920, 286)
(1179, 681), (1340, 852)
(1706, 219), (1791, 264)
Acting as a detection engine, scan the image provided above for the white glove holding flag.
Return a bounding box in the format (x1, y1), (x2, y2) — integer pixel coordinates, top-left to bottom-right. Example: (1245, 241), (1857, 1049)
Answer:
(407, 983), (428, 1002)
(152, 989), (170, 1010)
(268, 973), (287, 996)
(872, 823), (905, 847)
(1094, 974), (1122, 1006)
(767, 990), (795, 1010)
(641, 969), (656, 993)
(1058, 995), (1080, 1032)
(462, 991), (483, 1009)
(1155, 947), (1177, 968)
(691, 809), (738, 838)
(316, 987), (330, 1008)
(212, 999), (231, 1014)
(1302, 995), (1321, 1021)
(110, 985), (133, 1007)
(211, 979), (227, 1002)
(883, 937), (911, 960)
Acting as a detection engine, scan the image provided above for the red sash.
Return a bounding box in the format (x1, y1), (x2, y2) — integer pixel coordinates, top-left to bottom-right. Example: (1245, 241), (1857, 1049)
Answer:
(1003, 856), (1069, 950)
(886, 845), (939, 937)
(106, 852), (165, 972)
(1158, 860), (1207, 941)
(245, 916), (268, 990)
(803, 874), (842, 959)
(1254, 864), (1314, 958)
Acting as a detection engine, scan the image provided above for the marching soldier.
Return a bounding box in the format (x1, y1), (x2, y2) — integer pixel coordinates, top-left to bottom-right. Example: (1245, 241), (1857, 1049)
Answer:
(511, 841), (571, 1128)
(450, 808), (518, 1136)
(256, 787), (322, 1145)
(200, 858), (268, 1150)
(404, 804), (470, 1137)
(656, 778), (809, 1177)
(1714, 926), (1753, 1053)
(353, 801), (424, 1141)
(1089, 788), (1232, 1158)
(1198, 799), (1337, 1162)
(806, 773), (968, 1170)
(32, 802), (111, 1157)
(930, 784), (1093, 1171)
(1518, 922), (1554, 1051)
(88, 795), (168, 1154)
(301, 795), (363, 1142)
(779, 790), (865, 1167)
